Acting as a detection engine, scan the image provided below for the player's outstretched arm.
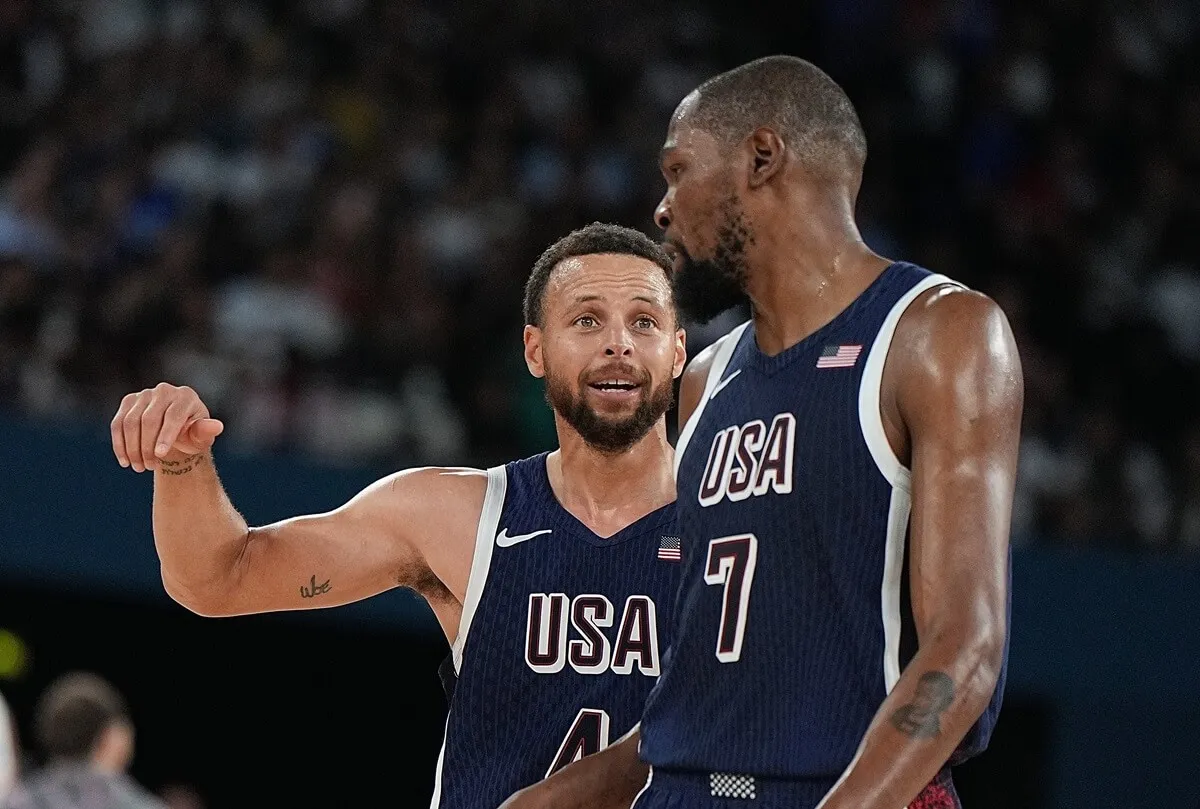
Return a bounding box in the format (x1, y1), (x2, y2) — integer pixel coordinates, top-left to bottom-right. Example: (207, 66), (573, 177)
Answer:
(815, 289), (1023, 809)
(498, 725), (647, 809)
(111, 383), (485, 618)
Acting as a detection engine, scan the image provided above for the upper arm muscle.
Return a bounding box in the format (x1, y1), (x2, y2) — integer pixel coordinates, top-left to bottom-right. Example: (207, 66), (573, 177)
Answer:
(216, 467), (487, 616)
(892, 288), (1022, 649)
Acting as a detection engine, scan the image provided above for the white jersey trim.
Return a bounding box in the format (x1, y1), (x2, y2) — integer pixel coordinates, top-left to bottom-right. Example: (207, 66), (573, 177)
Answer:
(856, 273), (964, 699)
(430, 463), (507, 809)
(857, 273), (961, 491)
(630, 765), (654, 808)
(674, 321), (750, 479)
(880, 486), (913, 694)
(428, 713), (453, 809)
(451, 463), (508, 672)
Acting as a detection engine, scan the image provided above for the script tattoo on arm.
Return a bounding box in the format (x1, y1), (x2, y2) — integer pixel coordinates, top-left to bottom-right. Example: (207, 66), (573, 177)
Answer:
(889, 671), (955, 739)
(300, 575), (332, 599)
(159, 454), (205, 476)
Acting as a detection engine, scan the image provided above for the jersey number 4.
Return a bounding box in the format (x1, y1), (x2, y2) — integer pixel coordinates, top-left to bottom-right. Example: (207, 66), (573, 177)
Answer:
(546, 708), (611, 777)
(704, 533), (759, 663)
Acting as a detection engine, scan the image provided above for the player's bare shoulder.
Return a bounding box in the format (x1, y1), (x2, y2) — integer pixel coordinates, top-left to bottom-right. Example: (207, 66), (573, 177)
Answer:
(893, 284), (1021, 378)
(381, 465), (489, 502)
(369, 465), (490, 602)
(886, 284), (1023, 437)
(678, 330), (737, 430)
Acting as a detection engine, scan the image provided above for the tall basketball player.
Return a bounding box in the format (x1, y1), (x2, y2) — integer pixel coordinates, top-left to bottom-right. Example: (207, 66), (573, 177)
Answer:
(501, 56), (1022, 809)
(109, 223), (685, 809)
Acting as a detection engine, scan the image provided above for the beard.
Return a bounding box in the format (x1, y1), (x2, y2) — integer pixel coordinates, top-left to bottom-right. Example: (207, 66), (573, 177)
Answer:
(544, 362), (676, 455)
(670, 195), (752, 325)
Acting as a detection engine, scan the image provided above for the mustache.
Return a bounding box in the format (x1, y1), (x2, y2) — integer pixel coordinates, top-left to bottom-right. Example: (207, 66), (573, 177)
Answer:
(583, 363), (650, 385)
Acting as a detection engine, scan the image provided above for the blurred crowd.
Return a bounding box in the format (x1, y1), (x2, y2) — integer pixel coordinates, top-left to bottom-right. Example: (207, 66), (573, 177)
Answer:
(0, 674), (203, 809)
(0, 0), (1197, 552)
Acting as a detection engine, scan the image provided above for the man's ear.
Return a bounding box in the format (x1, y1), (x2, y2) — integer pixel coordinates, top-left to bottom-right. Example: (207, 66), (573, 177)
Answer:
(524, 324), (545, 378)
(673, 328), (687, 379)
(746, 127), (786, 189)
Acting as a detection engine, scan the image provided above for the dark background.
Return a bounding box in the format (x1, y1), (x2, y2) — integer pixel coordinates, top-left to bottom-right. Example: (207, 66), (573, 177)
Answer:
(0, 584), (1051, 809)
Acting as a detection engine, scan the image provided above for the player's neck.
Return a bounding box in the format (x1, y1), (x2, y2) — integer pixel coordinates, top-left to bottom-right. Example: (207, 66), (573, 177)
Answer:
(744, 198), (890, 356)
(547, 424), (676, 539)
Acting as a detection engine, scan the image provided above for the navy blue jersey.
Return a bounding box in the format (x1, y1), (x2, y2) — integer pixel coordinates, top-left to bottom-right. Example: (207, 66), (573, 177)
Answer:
(639, 263), (1009, 782)
(431, 453), (680, 809)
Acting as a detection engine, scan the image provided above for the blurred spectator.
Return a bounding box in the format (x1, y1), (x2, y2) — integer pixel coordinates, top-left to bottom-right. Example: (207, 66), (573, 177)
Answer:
(2, 671), (166, 809)
(0, 0), (1196, 551)
(0, 690), (16, 805)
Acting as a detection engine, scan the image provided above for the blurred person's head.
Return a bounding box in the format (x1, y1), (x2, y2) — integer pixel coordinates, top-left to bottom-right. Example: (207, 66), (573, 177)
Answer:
(33, 672), (134, 773)
(523, 222), (685, 455)
(654, 55), (869, 324)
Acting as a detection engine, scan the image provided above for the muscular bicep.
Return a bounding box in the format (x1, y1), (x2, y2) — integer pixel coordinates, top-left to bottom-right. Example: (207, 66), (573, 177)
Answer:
(213, 467), (485, 616)
(897, 289), (1022, 649)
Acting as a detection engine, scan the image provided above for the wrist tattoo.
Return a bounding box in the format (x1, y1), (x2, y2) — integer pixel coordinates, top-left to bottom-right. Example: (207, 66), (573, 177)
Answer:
(300, 575), (332, 599)
(159, 454), (205, 476)
(890, 671), (955, 739)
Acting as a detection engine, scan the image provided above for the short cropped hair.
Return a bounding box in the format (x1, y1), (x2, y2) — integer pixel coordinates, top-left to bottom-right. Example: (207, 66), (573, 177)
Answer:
(523, 222), (674, 327)
(33, 672), (129, 761)
(688, 55), (867, 180)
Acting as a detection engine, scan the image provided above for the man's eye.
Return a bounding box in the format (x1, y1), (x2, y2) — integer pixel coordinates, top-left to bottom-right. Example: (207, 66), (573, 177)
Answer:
(576, 316), (597, 327)
(636, 317), (657, 329)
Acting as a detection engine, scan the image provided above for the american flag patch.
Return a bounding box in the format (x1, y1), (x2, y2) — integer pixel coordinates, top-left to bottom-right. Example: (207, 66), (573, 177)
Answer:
(658, 535), (681, 561)
(815, 344), (863, 369)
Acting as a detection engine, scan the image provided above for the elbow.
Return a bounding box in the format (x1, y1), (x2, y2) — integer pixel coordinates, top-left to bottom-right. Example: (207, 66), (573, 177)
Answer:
(155, 528), (253, 617)
(160, 566), (236, 618)
(960, 622), (1006, 706)
(924, 615), (1006, 711)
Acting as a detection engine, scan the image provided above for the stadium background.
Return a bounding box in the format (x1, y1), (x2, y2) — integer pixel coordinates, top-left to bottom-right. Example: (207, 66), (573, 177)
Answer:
(0, 0), (1198, 806)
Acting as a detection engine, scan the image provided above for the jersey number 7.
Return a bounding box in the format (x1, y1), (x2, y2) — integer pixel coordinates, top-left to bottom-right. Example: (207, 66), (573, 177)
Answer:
(704, 534), (759, 663)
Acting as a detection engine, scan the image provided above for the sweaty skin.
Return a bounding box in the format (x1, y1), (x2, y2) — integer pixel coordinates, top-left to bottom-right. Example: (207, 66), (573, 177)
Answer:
(503, 61), (1021, 809)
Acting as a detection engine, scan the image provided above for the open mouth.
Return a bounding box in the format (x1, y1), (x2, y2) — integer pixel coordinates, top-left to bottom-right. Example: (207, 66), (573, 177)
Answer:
(586, 371), (644, 402)
(589, 380), (640, 392)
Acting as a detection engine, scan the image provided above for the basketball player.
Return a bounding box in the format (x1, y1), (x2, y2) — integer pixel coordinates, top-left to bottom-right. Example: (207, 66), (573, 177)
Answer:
(108, 223), (685, 809)
(500, 56), (1021, 809)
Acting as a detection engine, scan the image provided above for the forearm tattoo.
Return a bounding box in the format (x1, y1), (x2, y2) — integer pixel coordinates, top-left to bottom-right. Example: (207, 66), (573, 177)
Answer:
(159, 454), (205, 476)
(889, 671), (955, 739)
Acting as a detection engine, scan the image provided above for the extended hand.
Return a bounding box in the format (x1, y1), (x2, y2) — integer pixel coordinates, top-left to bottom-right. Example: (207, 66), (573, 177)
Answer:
(110, 383), (224, 472)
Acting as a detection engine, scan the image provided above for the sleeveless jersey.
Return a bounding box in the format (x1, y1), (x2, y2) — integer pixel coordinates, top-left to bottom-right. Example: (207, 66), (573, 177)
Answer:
(431, 453), (681, 808)
(638, 262), (1009, 781)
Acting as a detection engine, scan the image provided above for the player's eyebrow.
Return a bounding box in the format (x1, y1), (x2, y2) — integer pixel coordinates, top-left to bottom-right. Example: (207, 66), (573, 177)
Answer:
(572, 294), (665, 308)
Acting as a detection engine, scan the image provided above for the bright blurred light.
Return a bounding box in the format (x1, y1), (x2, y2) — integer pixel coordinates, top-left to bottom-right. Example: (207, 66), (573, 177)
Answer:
(0, 630), (28, 680)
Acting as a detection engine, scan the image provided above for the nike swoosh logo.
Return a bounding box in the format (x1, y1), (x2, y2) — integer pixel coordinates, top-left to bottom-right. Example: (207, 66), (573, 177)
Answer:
(496, 528), (553, 547)
(710, 369), (742, 400)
